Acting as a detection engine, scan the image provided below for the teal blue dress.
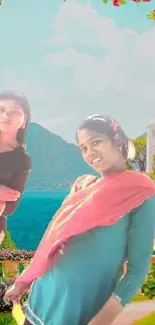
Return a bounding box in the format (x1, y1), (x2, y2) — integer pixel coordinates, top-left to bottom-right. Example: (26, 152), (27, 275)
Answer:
(23, 196), (155, 325)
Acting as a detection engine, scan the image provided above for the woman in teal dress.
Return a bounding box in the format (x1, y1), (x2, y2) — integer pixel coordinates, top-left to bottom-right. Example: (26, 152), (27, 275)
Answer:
(4, 114), (155, 325)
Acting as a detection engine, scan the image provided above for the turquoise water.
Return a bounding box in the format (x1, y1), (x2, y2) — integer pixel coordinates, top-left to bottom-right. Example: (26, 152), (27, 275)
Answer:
(8, 190), (68, 250)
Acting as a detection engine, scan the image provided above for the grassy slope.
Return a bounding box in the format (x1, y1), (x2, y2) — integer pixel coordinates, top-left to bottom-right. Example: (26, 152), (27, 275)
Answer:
(133, 312), (155, 325)
(132, 294), (151, 302)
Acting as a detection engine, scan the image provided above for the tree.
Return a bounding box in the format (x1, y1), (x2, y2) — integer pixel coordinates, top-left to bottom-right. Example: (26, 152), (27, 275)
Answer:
(126, 136), (146, 171)
(126, 162), (133, 170)
(152, 155), (155, 172)
(132, 136), (146, 171)
(131, 137), (155, 179)
(132, 136), (146, 159)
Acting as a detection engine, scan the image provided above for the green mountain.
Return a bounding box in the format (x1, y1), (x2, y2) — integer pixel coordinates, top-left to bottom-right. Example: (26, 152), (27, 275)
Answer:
(26, 123), (97, 190)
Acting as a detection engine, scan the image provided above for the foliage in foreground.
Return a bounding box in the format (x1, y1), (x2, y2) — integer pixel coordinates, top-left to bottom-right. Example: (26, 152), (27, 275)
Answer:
(0, 313), (17, 324)
(146, 172), (155, 180)
(142, 264), (155, 300)
(0, 231), (17, 250)
(0, 277), (28, 313)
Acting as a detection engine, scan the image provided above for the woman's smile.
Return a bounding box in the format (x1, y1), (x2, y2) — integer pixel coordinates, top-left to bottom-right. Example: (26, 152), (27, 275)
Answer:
(89, 156), (103, 166)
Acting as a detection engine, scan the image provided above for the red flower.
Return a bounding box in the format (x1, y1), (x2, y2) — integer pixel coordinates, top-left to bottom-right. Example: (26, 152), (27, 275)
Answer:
(113, 0), (120, 5)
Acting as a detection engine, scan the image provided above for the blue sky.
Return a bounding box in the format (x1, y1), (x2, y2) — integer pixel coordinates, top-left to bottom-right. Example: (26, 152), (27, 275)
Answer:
(0, 0), (155, 142)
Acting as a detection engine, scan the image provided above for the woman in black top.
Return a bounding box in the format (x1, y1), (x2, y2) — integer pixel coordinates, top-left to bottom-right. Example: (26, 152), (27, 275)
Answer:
(0, 91), (31, 244)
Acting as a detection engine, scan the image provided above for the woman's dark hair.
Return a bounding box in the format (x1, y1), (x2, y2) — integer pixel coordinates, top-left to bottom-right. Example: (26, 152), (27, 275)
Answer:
(76, 114), (130, 160)
(0, 91), (31, 146)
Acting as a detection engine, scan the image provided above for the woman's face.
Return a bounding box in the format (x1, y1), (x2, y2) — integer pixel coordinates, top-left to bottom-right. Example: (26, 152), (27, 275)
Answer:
(77, 128), (124, 174)
(0, 100), (26, 133)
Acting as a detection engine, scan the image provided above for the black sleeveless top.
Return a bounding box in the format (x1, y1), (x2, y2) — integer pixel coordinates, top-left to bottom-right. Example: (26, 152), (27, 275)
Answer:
(0, 146), (31, 217)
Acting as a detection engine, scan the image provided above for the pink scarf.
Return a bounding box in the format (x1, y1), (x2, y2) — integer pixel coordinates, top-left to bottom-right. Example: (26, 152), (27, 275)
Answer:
(15, 171), (155, 286)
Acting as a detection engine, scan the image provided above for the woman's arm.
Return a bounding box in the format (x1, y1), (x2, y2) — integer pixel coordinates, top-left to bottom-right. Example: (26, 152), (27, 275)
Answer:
(88, 195), (155, 325)
(0, 202), (6, 244)
(3, 156), (31, 216)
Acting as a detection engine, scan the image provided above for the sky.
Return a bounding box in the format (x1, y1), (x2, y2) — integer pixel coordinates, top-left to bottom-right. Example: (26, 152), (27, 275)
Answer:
(0, 0), (155, 143)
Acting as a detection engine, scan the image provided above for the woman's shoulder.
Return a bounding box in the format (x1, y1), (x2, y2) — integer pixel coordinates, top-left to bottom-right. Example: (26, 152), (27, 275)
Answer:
(69, 174), (98, 195)
(22, 152), (31, 171)
(12, 147), (31, 171)
(74, 174), (98, 190)
(125, 170), (154, 181)
(131, 195), (155, 216)
(142, 195), (155, 208)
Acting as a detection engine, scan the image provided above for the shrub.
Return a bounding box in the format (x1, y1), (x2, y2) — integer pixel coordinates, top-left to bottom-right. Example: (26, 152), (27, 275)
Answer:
(142, 264), (155, 299)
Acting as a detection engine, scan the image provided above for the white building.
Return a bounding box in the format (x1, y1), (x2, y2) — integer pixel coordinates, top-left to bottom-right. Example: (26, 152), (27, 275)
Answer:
(146, 118), (155, 173)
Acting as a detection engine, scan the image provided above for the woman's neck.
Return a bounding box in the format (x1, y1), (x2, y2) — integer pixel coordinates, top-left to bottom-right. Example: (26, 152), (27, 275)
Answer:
(0, 132), (18, 151)
(102, 165), (126, 177)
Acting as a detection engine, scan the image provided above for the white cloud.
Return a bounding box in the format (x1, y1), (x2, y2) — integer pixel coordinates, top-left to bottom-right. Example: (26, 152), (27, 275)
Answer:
(0, 69), (76, 136)
(44, 0), (155, 132)
(38, 117), (71, 129)
(1, 69), (39, 98)
(49, 0), (137, 49)
(46, 1), (155, 97)
(1, 1), (155, 141)
(0, 69), (67, 120)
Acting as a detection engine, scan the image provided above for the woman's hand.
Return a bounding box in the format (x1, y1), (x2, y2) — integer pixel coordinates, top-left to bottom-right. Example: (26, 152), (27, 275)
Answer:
(0, 204), (6, 244)
(3, 282), (28, 304)
(0, 201), (5, 214)
(0, 185), (20, 201)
